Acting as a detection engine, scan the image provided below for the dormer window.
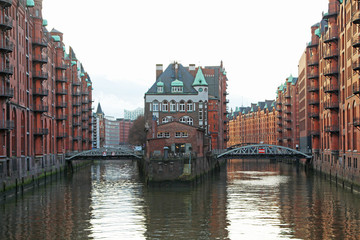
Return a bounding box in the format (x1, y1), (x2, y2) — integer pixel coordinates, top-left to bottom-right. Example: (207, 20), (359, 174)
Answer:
(172, 86), (183, 93)
(157, 86), (163, 93)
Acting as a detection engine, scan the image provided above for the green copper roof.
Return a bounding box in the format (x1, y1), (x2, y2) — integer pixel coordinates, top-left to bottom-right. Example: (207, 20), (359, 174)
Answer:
(279, 84), (284, 91)
(271, 102), (275, 107)
(86, 78), (89, 82)
(71, 61), (77, 66)
(192, 68), (208, 86)
(235, 106), (239, 112)
(156, 81), (164, 87)
(287, 74), (293, 83)
(26, 0), (35, 7)
(315, 28), (321, 38)
(264, 103), (268, 109)
(87, 83), (91, 87)
(81, 73), (85, 77)
(242, 110), (245, 114)
(338, 0), (343, 4)
(51, 35), (60, 42)
(43, 19), (48, 26)
(171, 79), (184, 87)
(251, 106), (254, 112)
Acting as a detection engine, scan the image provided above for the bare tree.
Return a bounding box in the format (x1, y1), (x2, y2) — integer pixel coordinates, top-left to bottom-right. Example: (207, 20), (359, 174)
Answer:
(128, 115), (146, 146)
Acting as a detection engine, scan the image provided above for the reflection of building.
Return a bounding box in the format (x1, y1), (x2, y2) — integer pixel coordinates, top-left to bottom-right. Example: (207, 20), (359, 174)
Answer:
(0, 0), (92, 187)
(144, 62), (229, 157)
(124, 108), (143, 121)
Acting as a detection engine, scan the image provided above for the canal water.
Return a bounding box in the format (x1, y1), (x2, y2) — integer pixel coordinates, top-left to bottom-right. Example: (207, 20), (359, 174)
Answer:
(1, 159), (360, 240)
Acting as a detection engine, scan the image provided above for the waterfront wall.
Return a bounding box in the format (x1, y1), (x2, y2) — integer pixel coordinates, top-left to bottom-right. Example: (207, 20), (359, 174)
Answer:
(139, 154), (225, 182)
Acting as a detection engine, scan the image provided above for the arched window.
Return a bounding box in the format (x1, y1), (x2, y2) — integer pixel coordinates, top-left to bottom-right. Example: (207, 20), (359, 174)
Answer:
(153, 101), (159, 112)
(179, 100), (185, 112)
(179, 116), (193, 126)
(170, 100), (176, 112)
(162, 116), (174, 124)
(187, 100), (193, 112)
(162, 101), (168, 112)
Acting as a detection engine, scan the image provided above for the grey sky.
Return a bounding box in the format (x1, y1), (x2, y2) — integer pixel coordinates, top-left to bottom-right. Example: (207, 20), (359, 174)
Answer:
(42, 0), (329, 117)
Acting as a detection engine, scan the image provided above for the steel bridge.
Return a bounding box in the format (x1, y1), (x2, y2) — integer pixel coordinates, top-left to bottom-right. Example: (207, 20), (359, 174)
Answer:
(217, 144), (312, 161)
(65, 147), (142, 161)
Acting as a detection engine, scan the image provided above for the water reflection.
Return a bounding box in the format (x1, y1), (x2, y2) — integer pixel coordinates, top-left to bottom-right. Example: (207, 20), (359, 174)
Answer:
(0, 159), (360, 239)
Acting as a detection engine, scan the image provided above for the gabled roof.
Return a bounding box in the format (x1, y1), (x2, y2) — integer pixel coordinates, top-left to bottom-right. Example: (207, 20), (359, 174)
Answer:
(192, 68), (208, 86)
(51, 28), (63, 34)
(96, 103), (104, 115)
(146, 63), (197, 95)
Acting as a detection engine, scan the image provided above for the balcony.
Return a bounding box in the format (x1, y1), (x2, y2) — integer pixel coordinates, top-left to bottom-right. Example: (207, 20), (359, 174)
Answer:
(73, 136), (82, 141)
(309, 111), (319, 118)
(56, 115), (67, 121)
(323, 48), (339, 60)
(324, 84), (339, 94)
(322, 3), (339, 20)
(82, 91), (89, 95)
(324, 125), (339, 133)
(277, 121), (283, 126)
(307, 40), (319, 48)
(323, 66), (338, 76)
(308, 85), (319, 92)
(308, 72), (319, 79)
(353, 11), (360, 24)
(32, 71), (48, 80)
(33, 105), (48, 113)
(32, 54), (48, 64)
(354, 118), (360, 129)
(324, 101), (339, 110)
(56, 77), (68, 83)
(33, 88), (49, 97)
(73, 111), (81, 116)
(309, 99), (320, 105)
(353, 61), (360, 72)
(56, 102), (67, 108)
(0, 120), (14, 130)
(284, 94), (291, 99)
(72, 91), (81, 96)
(32, 37), (47, 47)
(82, 108), (89, 113)
(56, 64), (67, 70)
(285, 102), (291, 106)
(276, 108), (282, 112)
(33, 128), (49, 136)
(0, 87), (13, 98)
(56, 133), (67, 139)
(307, 57), (319, 67)
(73, 121), (81, 127)
(72, 101), (81, 107)
(0, 65), (13, 75)
(72, 81), (81, 86)
(82, 125), (89, 130)
(56, 88), (67, 95)
(82, 117), (89, 122)
(284, 111), (292, 115)
(323, 27), (338, 43)
(353, 83), (360, 95)
(0, 16), (12, 30)
(0, 40), (13, 53)
(310, 130), (320, 136)
(276, 115), (282, 119)
(0, 0), (12, 8)
(353, 35), (360, 48)
(284, 118), (292, 122)
(277, 102), (282, 105)
(223, 91), (229, 96)
(277, 128), (282, 132)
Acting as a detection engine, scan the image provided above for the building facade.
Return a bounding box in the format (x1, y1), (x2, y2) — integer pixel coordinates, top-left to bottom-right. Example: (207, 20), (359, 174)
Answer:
(144, 62), (229, 157)
(0, 0), (93, 186)
(228, 0), (360, 186)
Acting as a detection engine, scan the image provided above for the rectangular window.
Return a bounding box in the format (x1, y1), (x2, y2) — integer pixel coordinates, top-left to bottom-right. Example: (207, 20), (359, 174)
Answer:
(182, 132), (188, 138)
(187, 103), (193, 112)
(175, 132), (181, 138)
(164, 132), (170, 138)
(153, 103), (159, 111)
(163, 104), (168, 112)
(157, 132), (164, 138)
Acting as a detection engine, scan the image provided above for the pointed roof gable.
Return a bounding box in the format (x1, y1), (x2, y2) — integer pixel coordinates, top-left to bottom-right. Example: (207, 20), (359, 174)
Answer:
(192, 68), (208, 86)
(96, 103), (104, 114)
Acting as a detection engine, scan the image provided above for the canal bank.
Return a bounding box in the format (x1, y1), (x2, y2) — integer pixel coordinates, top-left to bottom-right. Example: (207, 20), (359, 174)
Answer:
(0, 154), (92, 194)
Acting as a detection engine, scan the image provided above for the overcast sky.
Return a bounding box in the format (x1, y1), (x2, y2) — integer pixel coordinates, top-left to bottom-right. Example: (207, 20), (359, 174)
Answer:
(42, 0), (329, 118)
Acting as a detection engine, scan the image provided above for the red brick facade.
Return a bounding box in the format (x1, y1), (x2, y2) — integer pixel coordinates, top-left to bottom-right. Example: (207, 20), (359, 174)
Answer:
(0, 0), (92, 183)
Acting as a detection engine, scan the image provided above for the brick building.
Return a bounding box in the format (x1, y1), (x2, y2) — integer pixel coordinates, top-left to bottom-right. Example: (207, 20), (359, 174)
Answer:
(144, 62), (228, 157)
(228, 0), (360, 186)
(0, 0), (92, 186)
(228, 100), (276, 147)
(117, 118), (133, 145)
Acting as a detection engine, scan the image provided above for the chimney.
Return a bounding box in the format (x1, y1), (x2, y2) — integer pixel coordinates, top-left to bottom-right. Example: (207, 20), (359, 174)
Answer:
(189, 64), (196, 77)
(156, 64), (163, 80)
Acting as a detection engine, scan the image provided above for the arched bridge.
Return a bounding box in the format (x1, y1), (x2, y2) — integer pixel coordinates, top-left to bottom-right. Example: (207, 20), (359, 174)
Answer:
(65, 147), (142, 161)
(217, 144), (312, 160)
